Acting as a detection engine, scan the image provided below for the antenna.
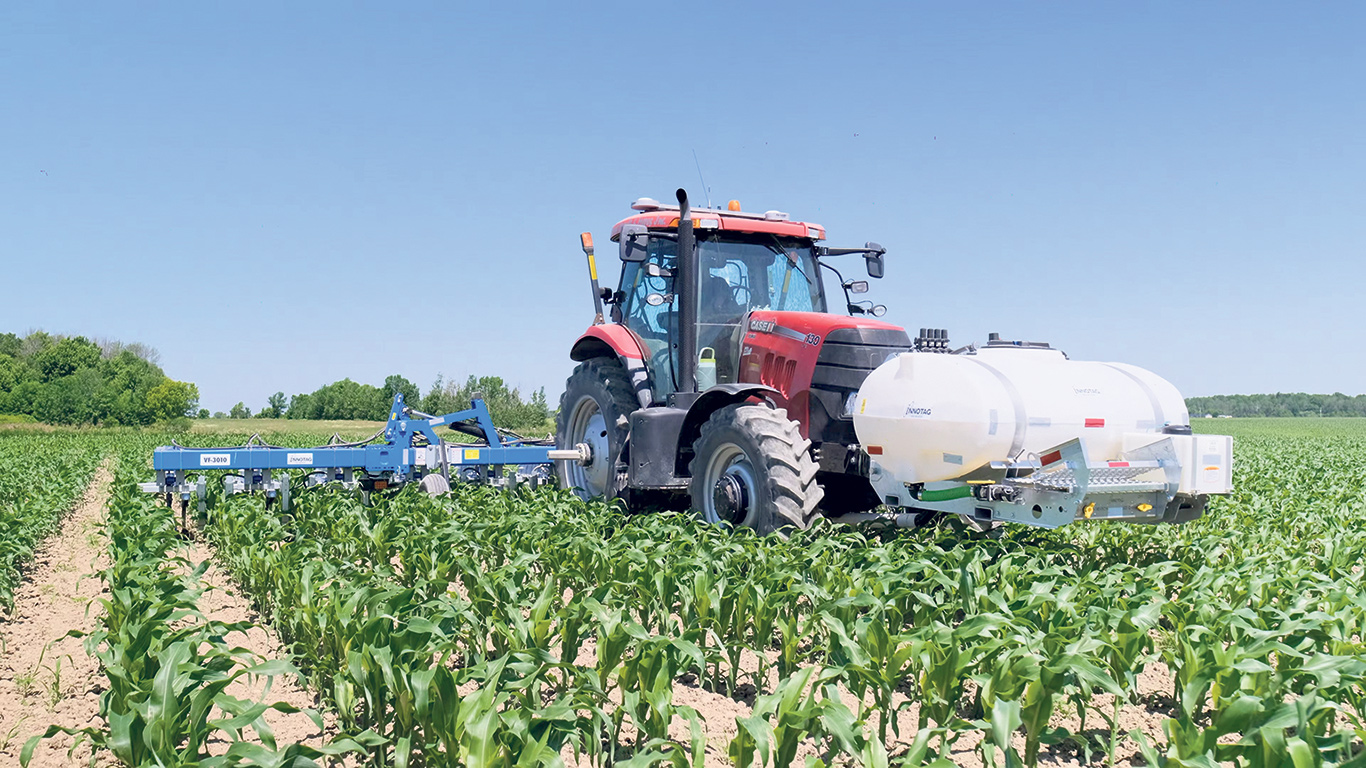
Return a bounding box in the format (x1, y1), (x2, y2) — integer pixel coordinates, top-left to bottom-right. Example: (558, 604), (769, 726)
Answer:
(692, 150), (712, 209)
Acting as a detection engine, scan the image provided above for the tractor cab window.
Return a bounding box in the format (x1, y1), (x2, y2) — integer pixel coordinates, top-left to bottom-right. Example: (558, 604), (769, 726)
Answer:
(618, 236), (678, 395)
(696, 236), (825, 383)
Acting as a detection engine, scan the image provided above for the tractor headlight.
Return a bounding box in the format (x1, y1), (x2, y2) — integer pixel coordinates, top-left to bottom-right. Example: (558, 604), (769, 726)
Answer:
(843, 391), (860, 418)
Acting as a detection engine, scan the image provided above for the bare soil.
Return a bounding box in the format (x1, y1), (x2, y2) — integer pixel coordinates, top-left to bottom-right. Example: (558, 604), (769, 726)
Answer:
(181, 540), (331, 755)
(0, 463), (113, 768)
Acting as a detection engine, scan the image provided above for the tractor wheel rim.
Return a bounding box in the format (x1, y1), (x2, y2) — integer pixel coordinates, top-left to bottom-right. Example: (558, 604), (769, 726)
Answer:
(700, 442), (756, 526)
(568, 395), (610, 496)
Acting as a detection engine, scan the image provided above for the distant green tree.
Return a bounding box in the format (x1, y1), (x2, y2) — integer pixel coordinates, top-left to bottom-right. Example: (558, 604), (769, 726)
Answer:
(286, 392), (317, 420)
(33, 336), (102, 382)
(309, 379), (387, 420)
(98, 351), (165, 425)
(383, 375), (421, 410)
(34, 369), (104, 424)
(262, 391), (287, 418)
(229, 401), (251, 419)
(0, 354), (31, 392)
(147, 380), (199, 421)
(422, 375), (551, 434)
(1186, 393), (1366, 418)
(20, 331), (54, 358)
(212, 411), (227, 419)
(0, 333), (21, 358)
(5, 381), (44, 416)
(197, 408), (210, 419)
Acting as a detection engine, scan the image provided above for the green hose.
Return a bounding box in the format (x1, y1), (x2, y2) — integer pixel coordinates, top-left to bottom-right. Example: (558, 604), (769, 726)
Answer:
(917, 485), (973, 502)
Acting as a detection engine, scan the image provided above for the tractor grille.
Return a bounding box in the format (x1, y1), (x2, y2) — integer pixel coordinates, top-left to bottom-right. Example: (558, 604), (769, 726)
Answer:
(812, 327), (911, 392)
(808, 327), (911, 446)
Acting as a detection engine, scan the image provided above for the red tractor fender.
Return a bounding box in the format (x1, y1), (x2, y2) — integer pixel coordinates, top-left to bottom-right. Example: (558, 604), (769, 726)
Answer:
(569, 325), (654, 409)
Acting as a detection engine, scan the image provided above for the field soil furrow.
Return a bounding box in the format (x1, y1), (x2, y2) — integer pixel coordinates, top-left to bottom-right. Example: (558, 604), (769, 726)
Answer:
(0, 462), (112, 768)
(182, 538), (331, 753)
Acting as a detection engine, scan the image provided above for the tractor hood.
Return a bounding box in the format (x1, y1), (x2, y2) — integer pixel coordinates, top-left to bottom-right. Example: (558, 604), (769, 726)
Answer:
(743, 310), (905, 350)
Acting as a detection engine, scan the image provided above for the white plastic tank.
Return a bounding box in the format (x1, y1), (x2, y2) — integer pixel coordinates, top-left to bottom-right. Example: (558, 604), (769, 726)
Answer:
(851, 344), (1189, 484)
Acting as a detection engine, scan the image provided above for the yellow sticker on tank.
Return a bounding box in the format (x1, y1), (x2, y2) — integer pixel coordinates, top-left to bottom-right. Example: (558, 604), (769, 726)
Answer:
(464, 448), (480, 461)
(859, 399), (866, 414)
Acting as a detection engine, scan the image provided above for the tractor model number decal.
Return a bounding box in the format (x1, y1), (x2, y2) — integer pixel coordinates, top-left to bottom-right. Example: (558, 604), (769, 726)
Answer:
(199, 453), (231, 467)
(749, 319), (821, 346)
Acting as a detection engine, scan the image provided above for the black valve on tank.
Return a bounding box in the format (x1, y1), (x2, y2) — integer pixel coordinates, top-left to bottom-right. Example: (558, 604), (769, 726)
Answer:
(914, 328), (950, 353)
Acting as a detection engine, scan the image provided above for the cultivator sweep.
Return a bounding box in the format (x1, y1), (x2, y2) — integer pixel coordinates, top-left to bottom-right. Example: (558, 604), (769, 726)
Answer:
(140, 394), (587, 513)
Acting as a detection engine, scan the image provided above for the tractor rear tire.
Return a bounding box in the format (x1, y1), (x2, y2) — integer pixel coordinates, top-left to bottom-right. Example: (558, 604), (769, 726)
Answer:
(556, 358), (638, 501)
(687, 404), (823, 535)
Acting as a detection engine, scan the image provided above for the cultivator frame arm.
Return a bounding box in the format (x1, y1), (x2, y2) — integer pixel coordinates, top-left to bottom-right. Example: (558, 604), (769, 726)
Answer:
(140, 393), (588, 512)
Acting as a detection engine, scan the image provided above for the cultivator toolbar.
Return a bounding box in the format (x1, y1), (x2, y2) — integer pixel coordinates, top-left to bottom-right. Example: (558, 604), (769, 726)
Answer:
(140, 394), (588, 513)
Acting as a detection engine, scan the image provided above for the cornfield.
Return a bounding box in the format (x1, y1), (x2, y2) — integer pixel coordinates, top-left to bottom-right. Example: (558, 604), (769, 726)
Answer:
(6, 418), (1366, 767)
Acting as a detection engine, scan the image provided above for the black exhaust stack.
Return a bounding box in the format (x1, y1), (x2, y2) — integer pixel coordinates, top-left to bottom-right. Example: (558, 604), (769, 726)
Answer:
(675, 188), (698, 395)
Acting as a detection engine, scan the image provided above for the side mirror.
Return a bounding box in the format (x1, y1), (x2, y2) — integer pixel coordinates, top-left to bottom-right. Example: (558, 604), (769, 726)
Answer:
(844, 280), (869, 294)
(619, 224), (649, 263)
(864, 242), (885, 279)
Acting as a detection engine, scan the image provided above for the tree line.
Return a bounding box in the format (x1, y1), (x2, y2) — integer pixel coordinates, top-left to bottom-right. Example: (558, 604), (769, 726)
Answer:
(221, 374), (552, 434)
(1186, 392), (1366, 418)
(0, 331), (199, 425)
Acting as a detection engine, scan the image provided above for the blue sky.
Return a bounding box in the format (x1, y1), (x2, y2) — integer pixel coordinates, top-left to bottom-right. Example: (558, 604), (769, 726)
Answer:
(2, 2), (1361, 412)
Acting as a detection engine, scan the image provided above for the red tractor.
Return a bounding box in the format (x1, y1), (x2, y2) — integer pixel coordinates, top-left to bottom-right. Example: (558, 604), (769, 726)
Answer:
(557, 189), (901, 533)
(558, 189), (1232, 534)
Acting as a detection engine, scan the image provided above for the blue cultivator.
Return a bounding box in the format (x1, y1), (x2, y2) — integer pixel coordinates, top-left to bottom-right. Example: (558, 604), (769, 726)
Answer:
(140, 394), (587, 518)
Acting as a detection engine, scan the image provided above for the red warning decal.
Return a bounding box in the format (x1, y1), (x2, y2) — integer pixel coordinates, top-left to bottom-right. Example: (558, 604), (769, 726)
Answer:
(866, 446), (883, 455)
(1107, 461), (1130, 467)
(1085, 418), (1105, 428)
(1041, 450), (1063, 466)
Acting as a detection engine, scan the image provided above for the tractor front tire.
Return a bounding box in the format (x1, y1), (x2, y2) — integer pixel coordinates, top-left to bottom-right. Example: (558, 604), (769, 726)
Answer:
(556, 358), (637, 501)
(687, 404), (823, 535)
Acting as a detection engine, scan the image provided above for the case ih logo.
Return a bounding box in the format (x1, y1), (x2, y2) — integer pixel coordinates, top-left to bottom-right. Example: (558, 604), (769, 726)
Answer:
(749, 319), (776, 333)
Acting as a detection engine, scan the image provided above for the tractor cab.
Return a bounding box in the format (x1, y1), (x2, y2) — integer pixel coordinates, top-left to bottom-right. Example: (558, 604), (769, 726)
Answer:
(614, 227), (826, 397)
(606, 197), (883, 403)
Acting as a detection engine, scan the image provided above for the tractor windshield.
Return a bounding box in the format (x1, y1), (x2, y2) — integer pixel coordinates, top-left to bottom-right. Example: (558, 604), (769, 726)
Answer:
(693, 234), (825, 387)
(696, 235), (825, 314)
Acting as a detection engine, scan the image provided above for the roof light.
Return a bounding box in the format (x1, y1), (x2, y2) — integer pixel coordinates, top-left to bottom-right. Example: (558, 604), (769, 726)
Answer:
(727, 200), (741, 211)
(806, 226), (823, 240)
(631, 197), (662, 211)
(666, 217), (719, 229)
(763, 210), (789, 221)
